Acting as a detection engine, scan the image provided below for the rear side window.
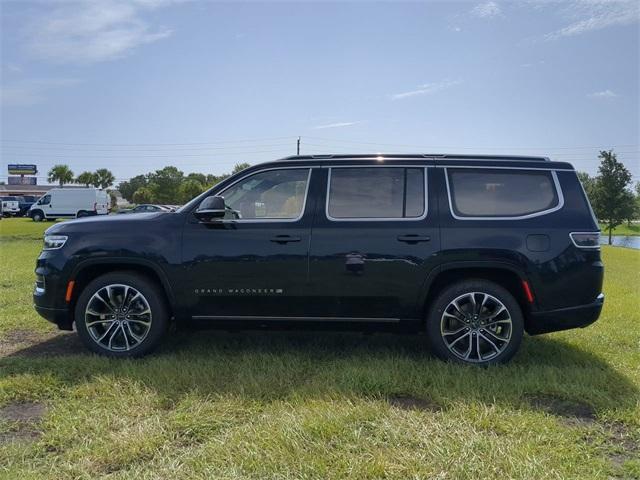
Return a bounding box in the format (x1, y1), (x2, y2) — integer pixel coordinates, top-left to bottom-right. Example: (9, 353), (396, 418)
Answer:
(327, 167), (425, 219)
(447, 168), (559, 218)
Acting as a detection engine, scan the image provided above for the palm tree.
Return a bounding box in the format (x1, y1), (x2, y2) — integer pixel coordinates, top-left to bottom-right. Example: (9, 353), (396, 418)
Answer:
(76, 171), (96, 187)
(48, 164), (74, 187)
(94, 168), (115, 189)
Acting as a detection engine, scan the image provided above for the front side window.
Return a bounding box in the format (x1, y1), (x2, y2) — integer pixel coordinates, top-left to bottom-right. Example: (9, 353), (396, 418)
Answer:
(220, 168), (310, 220)
(447, 168), (559, 218)
(327, 167), (425, 219)
(39, 195), (51, 205)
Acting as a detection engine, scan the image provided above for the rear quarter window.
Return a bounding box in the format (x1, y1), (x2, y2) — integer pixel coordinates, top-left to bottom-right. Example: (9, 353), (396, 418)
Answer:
(447, 168), (560, 218)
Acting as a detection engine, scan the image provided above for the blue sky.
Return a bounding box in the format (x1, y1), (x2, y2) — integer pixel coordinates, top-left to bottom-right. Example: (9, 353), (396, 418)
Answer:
(1, 0), (638, 185)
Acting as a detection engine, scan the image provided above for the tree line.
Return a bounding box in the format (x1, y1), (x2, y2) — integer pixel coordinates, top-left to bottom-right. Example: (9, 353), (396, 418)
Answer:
(117, 163), (251, 204)
(47, 162), (252, 205)
(577, 150), (639, 244)
(48, 165), (116, 189)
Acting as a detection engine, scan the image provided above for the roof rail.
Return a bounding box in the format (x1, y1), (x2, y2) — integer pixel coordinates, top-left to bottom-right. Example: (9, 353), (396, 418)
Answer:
(278, 153), (550, 162)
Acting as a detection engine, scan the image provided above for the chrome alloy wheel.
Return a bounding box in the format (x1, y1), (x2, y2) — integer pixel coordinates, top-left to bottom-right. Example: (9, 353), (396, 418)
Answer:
(440, 292), (513, 363)
(84, 284), (152, 352)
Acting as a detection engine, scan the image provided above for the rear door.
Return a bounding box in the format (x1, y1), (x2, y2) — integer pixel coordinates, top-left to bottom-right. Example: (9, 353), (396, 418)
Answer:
(307, 164), (440, 320)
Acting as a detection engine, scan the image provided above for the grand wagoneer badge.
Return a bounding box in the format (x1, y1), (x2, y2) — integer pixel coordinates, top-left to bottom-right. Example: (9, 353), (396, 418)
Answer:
(194, 288), (284, 295)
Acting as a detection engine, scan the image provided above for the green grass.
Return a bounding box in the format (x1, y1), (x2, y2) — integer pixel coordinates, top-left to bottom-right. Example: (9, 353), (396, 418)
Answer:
(0, 217), (64, 241)
(1, 217), (639, 479)
(599, 223), (640, 236)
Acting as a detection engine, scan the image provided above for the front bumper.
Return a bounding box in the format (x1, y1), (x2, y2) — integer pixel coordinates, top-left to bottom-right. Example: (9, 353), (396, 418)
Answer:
(526, 293), (604, 335)
(34, 304), (73, 330)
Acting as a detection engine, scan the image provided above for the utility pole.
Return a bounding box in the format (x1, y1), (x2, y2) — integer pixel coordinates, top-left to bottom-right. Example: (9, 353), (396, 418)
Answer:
(296, 136), (301, 155)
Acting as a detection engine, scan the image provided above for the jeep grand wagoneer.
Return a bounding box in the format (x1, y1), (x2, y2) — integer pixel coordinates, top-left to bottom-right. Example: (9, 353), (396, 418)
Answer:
(34, 154), (604, 364)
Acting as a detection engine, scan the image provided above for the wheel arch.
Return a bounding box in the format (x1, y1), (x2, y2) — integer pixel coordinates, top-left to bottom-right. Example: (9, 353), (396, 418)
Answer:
(30, 209), (45, 220)
(69, 258), (176, 324)
(420, 262), (534, 324)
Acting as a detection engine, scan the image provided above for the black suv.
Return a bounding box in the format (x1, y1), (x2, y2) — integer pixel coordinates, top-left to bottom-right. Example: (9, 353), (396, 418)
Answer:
(33, 154), (604, 364)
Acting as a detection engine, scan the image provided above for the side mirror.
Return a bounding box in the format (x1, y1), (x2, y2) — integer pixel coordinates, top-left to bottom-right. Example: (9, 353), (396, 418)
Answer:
(194, 196), (226, 223)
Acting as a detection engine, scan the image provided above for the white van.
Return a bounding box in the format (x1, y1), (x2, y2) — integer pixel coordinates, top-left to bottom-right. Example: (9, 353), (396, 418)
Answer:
(29, 188), (110, 221)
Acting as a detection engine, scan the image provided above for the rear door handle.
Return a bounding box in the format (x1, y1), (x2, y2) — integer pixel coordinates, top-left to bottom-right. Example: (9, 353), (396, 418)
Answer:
(397, 234), (431, 244)
(270, 235), (301, 244)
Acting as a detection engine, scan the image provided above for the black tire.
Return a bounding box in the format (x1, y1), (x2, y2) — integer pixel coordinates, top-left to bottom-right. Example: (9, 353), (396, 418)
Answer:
(75, 271), (169, 358)
(425, 279), (524, 365)
(31, 210), (44, 222)
(76, 211), (89, 218)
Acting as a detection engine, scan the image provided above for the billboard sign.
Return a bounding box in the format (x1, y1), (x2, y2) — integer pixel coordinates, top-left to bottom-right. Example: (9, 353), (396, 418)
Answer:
(8, 176), (37, 185)
(8, 164), (38, 175)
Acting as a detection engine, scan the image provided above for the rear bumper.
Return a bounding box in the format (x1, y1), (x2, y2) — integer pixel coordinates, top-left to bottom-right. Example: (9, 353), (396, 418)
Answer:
(526, 293), (604, 335)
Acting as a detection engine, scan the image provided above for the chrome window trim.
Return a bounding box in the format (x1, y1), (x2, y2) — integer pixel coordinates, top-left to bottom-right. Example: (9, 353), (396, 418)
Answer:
(569, 232), (601, 250)
(214, 167), (313, 223)
(435, 165), (574, 172)
(577, 177), (599, 226)
(444, 167), (565, 221)
(325, 165), (428, 222)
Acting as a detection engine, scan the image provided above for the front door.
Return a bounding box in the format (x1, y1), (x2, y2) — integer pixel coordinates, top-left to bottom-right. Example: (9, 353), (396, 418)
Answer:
(181, 167), (315, 319)
(308, 165), (440, 320)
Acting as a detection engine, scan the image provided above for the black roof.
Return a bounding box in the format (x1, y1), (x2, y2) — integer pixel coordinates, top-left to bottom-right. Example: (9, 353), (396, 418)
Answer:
(278, 153), (550, 162)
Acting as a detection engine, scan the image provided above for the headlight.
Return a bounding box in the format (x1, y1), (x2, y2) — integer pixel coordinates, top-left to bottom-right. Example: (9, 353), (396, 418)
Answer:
(43, 234), (68, 250)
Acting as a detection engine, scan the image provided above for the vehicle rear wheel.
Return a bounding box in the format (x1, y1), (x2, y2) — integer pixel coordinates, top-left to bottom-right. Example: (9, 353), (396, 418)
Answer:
(75, 272), (169, 358)
(76, 210), (89, 218)
(31, 210), (44, 222)
(425, 280), (524, 365)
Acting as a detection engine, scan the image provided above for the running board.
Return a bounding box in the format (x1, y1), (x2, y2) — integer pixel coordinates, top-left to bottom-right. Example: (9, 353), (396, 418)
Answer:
(191, 315), (401, 323)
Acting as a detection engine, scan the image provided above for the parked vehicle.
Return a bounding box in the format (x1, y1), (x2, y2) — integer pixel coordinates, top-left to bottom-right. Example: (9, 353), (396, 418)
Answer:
(117, 204), (172, 214)
(33, 154), (604, 364)
(0, 196), (20, 217)
(16, 195), (37, 216)
(29, 188), (109, 222)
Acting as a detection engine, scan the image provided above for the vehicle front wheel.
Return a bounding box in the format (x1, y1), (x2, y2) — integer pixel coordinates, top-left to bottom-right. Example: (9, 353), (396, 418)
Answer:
(31, 210), (44, 222)
(425, 280), (524, 365)
(75, 272), (169, 358)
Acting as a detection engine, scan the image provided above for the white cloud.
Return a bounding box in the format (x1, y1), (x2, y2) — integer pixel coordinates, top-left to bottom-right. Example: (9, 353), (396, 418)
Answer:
(312, 121), (362, 130)
(25, 0), (177, 64)
(1, 78), (82, 107)
(6, 64), (23, 73)
(471, 1), (503, 18)
(391, 80), (463, 100)
(587, 89), (619, 98)
(545, 0), (639, 40)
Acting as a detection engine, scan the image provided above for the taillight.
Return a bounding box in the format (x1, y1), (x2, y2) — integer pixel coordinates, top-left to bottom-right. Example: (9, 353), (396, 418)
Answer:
(570, 232), (600, 249)
(93, 202), (97, 212)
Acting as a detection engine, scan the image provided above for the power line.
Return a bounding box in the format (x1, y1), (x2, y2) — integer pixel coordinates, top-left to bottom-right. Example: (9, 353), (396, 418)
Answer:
(0, 143), (295, 153)
(0, 149), (292, 159)
(303, 136), (640, 151)
(0, 136), (296, 147)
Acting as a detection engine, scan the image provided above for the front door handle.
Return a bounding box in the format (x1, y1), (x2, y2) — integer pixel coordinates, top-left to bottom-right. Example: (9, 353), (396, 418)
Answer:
(270, 235), (301, 244)
(397, 234), (431, 244)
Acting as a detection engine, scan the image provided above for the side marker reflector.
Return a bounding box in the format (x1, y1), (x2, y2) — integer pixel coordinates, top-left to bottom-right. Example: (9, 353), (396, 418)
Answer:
(65, 281), (75, 303)
(522, 280), (534, 303)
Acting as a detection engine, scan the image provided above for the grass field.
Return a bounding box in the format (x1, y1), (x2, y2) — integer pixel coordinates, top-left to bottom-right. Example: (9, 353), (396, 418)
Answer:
(599, 223), (640, 236)
(1, 217), (639, 479)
